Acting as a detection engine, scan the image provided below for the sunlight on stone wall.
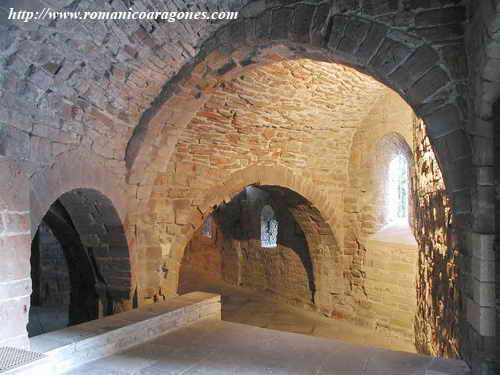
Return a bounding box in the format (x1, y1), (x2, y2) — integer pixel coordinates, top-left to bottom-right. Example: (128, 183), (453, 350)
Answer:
(412, 118), (460, 359)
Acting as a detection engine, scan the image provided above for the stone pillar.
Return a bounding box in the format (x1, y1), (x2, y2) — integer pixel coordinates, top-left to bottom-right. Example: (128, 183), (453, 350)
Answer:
(0, 160), (31, 348)
(462, 113), (496, 373)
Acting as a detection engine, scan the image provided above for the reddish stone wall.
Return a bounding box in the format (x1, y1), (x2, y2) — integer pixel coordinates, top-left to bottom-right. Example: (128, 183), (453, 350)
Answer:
(0, 2), (489, 370)
(363, 239), (417, 343)
(141, 60), (382, 305)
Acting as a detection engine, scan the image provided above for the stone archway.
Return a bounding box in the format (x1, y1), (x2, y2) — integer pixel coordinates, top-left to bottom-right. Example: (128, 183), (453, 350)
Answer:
(57, 189), (133, 315)
(162, 166), (341, 312)
(123, 12), (474, 357)
(126, 8), (472, 223)
(175, 179), (341, 316)
(28, 150), (134, 316)
(177, 185), (321, 310)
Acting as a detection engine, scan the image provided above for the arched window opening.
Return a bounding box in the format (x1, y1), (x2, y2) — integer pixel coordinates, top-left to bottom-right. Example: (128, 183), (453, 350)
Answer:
(261, 205), (278, 248)
(387, 154), (409, 221)
(202, 215), (213, 238)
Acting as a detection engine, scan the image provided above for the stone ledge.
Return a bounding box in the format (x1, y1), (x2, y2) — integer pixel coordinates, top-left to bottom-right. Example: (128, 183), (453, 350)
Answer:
(26, 292), (221, 374)
(366, 238), (418, 250)
(368, 220), (418, 247)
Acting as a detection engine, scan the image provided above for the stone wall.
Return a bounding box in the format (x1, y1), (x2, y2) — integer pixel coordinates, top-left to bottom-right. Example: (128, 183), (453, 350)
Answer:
(345, 90), (413, 243)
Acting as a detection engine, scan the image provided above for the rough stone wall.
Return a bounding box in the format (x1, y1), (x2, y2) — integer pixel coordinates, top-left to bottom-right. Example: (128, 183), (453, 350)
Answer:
(0, 160), (31, 348)
(113, 2), (479, 366)
(32, 221), (70, 306)
(121, 3), (474, 330)
(125, 0), (472, 205)
(412, 117), (460, 358)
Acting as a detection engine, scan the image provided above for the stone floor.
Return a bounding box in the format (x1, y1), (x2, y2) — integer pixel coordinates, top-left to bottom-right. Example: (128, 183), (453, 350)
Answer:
(26, 278), (471, 375)
(180, 275), (416, 353)
(61, 318), (469, 375)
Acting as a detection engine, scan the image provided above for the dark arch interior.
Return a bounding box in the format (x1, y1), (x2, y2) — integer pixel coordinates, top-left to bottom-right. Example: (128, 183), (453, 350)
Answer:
(28, 188), (132, 337)
(28, 199), (98, 337)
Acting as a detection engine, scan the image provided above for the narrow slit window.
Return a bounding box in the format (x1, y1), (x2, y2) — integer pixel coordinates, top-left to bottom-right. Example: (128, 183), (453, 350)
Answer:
(261, 205), (278, 248)
(202, 216), (213, 238)
(387, 154), (409, 221)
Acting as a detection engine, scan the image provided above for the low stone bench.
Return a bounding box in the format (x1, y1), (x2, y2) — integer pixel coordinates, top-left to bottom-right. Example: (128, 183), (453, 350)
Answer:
(25, 292), (221, 374)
